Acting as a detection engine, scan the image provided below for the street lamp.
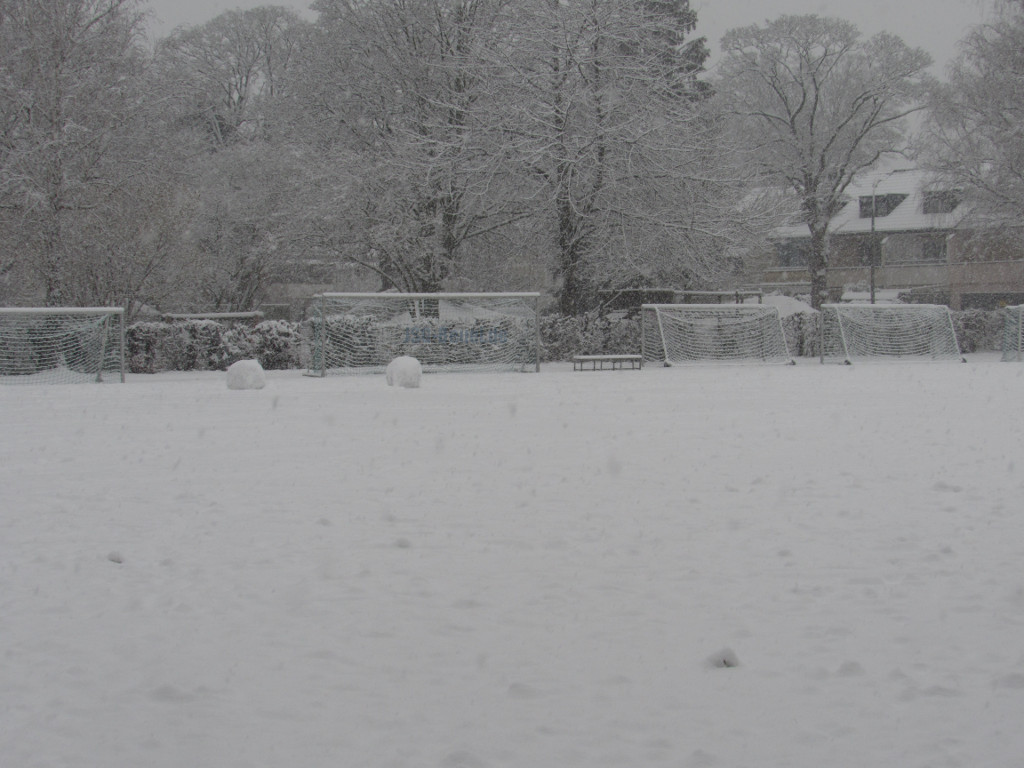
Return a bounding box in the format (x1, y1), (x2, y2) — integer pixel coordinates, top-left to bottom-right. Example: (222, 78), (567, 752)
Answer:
(869, 174), (889, 305)
(870, 178), (881, 304)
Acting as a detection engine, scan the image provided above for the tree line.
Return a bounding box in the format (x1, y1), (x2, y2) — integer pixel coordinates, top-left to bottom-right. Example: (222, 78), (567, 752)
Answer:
(1, 0), (1021, 318)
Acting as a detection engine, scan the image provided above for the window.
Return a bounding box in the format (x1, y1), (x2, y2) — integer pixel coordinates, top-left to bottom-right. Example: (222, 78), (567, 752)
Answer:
(921, 236), (947, 262)
(858, 237), (882, 265)
(886, 235), (947, 264)
(923, 190), (961, 214)
(775, 240), (809, 267)
(859, 193), (907, 219)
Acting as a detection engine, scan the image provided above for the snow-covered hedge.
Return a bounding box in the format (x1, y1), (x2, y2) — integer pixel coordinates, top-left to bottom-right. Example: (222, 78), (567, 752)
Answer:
(250, 320), (306, 370)
(778, 309), (1004, 358)
(127, 319), (306, 373)
(539, 312), (640, 363)
(951, 309), (1005, 353)
(781, 312), (822, 359)
(125, 308), (1005, 372)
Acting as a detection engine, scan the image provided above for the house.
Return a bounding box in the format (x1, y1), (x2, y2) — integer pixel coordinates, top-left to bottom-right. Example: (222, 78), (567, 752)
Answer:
(757, 166), (1024, 309)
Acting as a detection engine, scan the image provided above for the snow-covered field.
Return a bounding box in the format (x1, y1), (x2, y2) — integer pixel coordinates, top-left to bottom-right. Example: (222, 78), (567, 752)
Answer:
(3, 358), (1023, 768)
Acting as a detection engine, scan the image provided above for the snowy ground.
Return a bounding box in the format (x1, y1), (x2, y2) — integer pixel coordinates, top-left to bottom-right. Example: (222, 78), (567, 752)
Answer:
(2, 358), (1024, 768)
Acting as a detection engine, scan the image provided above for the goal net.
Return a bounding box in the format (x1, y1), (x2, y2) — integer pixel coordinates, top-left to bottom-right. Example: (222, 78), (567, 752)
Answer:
(307, 293), (541, 375)
(1002, 305), (1024, 362)
(640, 304), (793, 365)
(0, 307), (125, 384)
(820, 303), (963, 364)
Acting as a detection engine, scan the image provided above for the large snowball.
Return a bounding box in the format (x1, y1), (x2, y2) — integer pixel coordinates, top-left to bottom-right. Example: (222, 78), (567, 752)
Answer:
(386, 356), (422, 388)
(226, 359), (267, 390)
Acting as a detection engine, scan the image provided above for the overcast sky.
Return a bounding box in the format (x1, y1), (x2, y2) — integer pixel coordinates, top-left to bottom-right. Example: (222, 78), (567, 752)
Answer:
(144, 0), (993, 77)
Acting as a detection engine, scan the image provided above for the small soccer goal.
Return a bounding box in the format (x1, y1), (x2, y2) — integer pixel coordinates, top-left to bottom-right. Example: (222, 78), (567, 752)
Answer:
(820, 303), (964, 364)
(1001, 305), (1024, 362)
(640, 304), (793, 366)
(0, 307), (125, 384)
(306, 292), (541, 376)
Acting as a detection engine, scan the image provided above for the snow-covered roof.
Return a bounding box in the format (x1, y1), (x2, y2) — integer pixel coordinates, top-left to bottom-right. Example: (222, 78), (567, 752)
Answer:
(774, 166), (966, 240)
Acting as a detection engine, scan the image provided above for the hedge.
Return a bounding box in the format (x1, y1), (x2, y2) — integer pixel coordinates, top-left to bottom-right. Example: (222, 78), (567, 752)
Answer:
(127, 319), (306, 373)
(124, 308), (1007, 373)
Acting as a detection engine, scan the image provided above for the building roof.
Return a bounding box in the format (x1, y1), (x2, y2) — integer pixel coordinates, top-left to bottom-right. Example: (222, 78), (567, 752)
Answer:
(774, 166), (966, 240)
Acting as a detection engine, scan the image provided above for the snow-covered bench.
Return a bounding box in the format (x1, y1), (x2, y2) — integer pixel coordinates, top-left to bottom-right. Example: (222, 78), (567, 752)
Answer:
(572, 354), (643, 371)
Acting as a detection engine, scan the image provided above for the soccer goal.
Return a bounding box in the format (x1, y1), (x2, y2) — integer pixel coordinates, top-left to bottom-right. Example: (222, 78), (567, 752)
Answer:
(1001, 305), (1024, 362)
(820, 303), (964, 364)
(306, 292), (541, 375)
(640, 304), (793, 366)
(0, 307), (125, 384)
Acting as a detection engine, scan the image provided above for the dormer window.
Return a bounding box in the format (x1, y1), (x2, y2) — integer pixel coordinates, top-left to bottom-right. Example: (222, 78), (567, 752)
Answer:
(859, 194), (907, 219)
(922, 190), (961, 214)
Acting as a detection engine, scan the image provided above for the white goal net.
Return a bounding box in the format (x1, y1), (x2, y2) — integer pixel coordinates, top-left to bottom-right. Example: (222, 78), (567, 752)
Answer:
(307, 293), (541, 375)
(0, 307), (125, 384)
(1002, 305), (1024, 362)
(641, 304), (793, 365)
(820, 303), (963, 363)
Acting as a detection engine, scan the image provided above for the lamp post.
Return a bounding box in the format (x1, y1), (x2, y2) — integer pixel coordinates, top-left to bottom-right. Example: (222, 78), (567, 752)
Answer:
(869, 169), (901, 304)
(870, 178), (880, 304)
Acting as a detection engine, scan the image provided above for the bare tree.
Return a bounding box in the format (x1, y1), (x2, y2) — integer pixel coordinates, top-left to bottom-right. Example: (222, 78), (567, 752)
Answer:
(921, 0), (1024, 231)
(718, 15), (932, 308)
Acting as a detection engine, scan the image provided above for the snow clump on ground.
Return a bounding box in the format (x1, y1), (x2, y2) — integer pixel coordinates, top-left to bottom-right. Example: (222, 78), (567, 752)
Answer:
(386, 356), (422, 388)
(226, 359), (267, 390)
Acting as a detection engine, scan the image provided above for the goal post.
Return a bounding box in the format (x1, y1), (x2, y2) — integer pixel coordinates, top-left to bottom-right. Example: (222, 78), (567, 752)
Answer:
(0, 307), (125, 384)
(1001, 305), (1024, 362)
(819, 303), (964, 364)
(640, 303), (793, 366)
(306, 292), (541, 375)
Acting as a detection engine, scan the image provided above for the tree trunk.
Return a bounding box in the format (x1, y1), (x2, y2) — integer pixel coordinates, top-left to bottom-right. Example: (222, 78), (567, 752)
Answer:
(555, 191), (587, 316)
(807, 224), (830, 310)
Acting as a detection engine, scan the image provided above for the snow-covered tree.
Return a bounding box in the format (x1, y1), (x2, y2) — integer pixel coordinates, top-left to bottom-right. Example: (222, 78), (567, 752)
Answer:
(175, 144), (305, 312)
(146, 7), (315, 311)
(290, 0), (527, 294)
(0, 0), (182, 311)
(287, 0), (755, 309)
(302, 0), (533, 294)
(156, 6), (309, 148)
(494, 0), (724, 314)
(921, 0), (1024, 232)
(718, 15), (932, 308)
